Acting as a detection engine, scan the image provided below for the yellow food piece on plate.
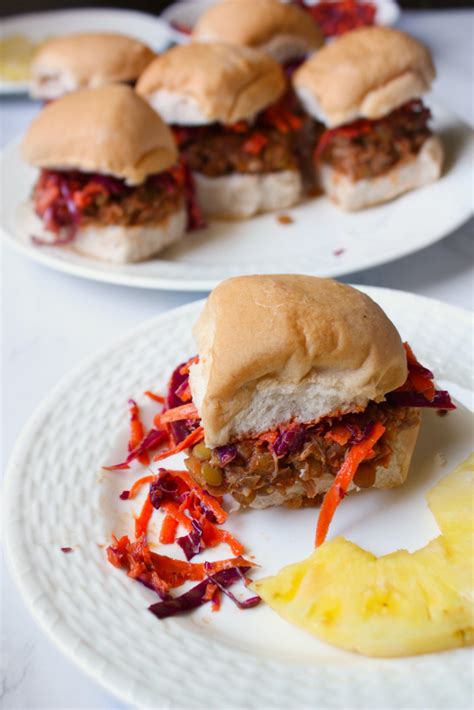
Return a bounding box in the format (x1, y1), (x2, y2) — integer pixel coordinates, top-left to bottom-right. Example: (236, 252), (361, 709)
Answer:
(0, 35), (46, 82)
(253, 453), (474, 657)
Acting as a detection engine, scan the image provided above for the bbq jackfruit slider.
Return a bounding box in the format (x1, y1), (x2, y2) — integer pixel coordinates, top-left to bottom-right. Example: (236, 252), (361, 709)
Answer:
(22, 85), (187, 263)
(156, 275), (453, 524)
(193, 0), (324, 64)
(30, 32), (155, 100)
(136, 42), (305, 219)
(293, 27), (443, 210)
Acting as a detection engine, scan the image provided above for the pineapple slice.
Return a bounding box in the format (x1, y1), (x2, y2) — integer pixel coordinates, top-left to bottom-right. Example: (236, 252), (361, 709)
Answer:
(427, 453), (474, 539)
(253, 454), (474, 657)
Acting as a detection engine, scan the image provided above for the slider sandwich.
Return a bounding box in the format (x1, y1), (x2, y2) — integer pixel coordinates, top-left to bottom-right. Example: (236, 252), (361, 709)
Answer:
(30, 32), (155, 100)
(22, 85), (188, 263)
(154, 275), (454, 541)
(193, 0), (324, 65)
(294, 27), (443, 210)
(136, 43), (306, 219)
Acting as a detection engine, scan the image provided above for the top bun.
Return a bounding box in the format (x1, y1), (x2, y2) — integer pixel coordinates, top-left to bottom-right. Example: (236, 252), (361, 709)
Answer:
(189, 275), (407, 448)
(294, 27), (435, 127)
(22, 85), (177, 185)
(193, 0), (323, 63)
(136, 42), (285, 125)
(30, 32), (155, 100)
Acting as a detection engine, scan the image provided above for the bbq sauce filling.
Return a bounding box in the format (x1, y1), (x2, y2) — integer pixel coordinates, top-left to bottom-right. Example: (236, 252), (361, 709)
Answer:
(172, 102), (321, 179)
(32, 167), (187, 241)
(316, 100), (432, 181)
(184, 403), (419, 508)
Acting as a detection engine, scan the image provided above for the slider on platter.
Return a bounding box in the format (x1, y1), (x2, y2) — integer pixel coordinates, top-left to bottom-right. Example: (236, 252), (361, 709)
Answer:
(192, 0), (324, 64)
(294, 27), (443, 210)
(30, 32), (155, 100)
(155, 275), (454, 540)
(136, 43), (305, 219)
(21, 85), (188, 263)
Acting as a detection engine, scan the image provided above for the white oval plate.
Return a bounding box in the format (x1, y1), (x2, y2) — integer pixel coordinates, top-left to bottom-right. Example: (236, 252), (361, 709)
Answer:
(1, 105), (473, 292)
(0, 8), (174, 95)
(4, 286), (474, 709)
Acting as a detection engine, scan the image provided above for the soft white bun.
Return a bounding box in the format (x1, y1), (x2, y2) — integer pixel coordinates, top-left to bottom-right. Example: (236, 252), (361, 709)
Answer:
(30, 32), (155, 100)
(136, 42), (285, 125)
(189, 275), (408, 448)
(245, 414), (421, 509)
(294, 27), (435, 127)
(319, 135), (443, 211)
(193, 0), (323, 62)
(193, 170), (302, 219)
(21, 85), (177, 186)
(22, 201), (186, 263)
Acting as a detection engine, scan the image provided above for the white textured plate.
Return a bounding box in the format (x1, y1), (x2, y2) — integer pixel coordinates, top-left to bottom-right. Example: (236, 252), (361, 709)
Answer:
(4, 286), (474, 709)
(161, 0), (400, 41)
(0, 8), (173, 95)
(1, 103), (473, 291)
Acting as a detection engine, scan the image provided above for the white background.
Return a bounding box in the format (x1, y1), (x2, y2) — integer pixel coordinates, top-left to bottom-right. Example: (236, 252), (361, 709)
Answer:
(1, 8), (473, 709)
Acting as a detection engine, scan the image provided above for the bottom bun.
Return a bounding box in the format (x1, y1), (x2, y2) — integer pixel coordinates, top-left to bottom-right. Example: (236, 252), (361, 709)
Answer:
(193, 169), (302, 219)
(245, 413), (421, 510)
(319, 135), (443, 211)
(22, 202), (186, 264)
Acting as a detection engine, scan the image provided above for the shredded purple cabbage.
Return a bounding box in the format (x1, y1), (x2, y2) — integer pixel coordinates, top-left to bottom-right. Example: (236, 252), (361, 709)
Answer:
(216, 445), (238, 466)
(273, 425), (306, 457)
(166, 362), (196, 444)
(204, 563), (261, 610)
(177, 519), (203, 560)
(386, 390), (455, 410)
(149, 470), (184, 508)
(407, 361), (434, 380)
(148, 565), (258, 619)
(103, 428), (168, 471)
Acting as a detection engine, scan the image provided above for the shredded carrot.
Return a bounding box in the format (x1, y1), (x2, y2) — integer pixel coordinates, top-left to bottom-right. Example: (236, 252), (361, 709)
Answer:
(160, 501), (193, 532)
(168, 469), (227, 523)
(135, 495), (154, 539)
(402, 342), (436, 400)
(216, 529), (244, 556)
(227, 121), (249, 133)
(256, 430), (279, 447)
(144, 390), (165, 404)
(128, 475), (156, 500)
(211, 589), (221, 612)
(203, 581), (217, 601)
(243, 132), (268, 155)
(408, 370), (436, 400)
(159, 514), (179, 544)
(179, 356), (199, 376)
(315, 422), (386, 547)
(154, 402), (199, 426)
(128, 400), (149, 466)
(175, 380), (192, 402)
(202, 523), (244, 555)
(325, 425), (352, 447)
(153, 427), (204, 462)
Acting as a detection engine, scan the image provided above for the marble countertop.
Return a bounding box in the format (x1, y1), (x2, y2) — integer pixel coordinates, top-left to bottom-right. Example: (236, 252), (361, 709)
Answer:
(1, 8), (473, 709)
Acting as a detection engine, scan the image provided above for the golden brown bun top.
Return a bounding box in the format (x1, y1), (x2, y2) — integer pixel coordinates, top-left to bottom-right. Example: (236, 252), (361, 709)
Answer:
(193, 0), (323, 52)
(31, 32), (155, 86)
(294, 27), (435, 126)
(21, 85), (177, 185)
(192, 275), (408, 445)
(136, 42), (286, 124)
